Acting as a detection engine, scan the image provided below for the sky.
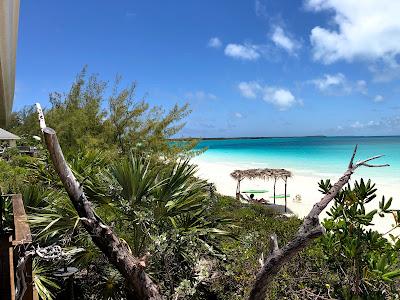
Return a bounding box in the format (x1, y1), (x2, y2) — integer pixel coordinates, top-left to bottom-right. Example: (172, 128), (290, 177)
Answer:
(14, 0), (400, 137)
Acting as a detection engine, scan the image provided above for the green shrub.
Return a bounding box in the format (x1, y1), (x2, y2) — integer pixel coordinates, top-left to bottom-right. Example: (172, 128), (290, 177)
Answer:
(319, 179), (400, 299)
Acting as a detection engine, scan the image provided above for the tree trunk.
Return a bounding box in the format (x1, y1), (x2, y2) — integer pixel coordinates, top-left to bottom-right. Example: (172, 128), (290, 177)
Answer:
(42, 127), (162, 300)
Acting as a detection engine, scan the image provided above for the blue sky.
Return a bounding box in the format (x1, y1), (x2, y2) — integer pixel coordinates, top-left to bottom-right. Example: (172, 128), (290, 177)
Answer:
(15, 0), (400, 137)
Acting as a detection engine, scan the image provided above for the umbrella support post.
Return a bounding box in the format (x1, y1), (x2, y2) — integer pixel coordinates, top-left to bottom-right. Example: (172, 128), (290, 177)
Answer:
(284, 179), (287, 212)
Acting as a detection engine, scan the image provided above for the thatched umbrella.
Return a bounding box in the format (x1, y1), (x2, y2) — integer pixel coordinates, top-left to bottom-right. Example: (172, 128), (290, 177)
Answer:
(230, 168), (292, 212)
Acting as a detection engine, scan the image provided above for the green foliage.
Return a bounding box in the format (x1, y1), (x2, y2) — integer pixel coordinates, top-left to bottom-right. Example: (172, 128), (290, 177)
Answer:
(206, 195), (324, 299)
(7, 67), (198, 158)
(0, 153), (37, 193)
(96, 152), (232, 298)
(0, 195), (13, 231)
(22, 150), (231, 299)
(32, 258), (60, 300)
(319, 178), (400, 299)
(4, 67), (400, 299)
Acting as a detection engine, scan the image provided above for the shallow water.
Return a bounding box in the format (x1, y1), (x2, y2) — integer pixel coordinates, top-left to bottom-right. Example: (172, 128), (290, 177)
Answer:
(195, 136), (400, 183)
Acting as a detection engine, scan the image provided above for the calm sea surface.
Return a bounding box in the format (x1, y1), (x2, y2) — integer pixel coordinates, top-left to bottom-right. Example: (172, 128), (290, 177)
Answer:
(195, 136), (400, 182)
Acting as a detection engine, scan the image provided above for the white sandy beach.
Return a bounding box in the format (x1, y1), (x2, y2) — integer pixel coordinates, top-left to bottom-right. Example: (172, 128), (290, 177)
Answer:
(193, 157), (400, 236)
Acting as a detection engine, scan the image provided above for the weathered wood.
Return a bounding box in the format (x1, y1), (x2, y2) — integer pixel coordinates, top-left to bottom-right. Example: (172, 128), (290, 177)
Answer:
(273, 178), (276, 205)
(40, 126), (162, 299)
(1, 194), (35, 300)
(11, 194), (36, 300)
(9, 235), (15, 300)
(284, 179), (287, 212)
(0, 235), (13, 300)
(248, 146), (389, 300)
(15, 251), (29, 300)
(12, 194), (32, 246)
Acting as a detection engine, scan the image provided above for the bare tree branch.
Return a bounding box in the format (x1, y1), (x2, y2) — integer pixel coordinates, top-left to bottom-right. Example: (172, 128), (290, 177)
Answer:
(348, 144), (358, 169)
(269, 234), (279, 254)
(35, 103), (162, 300)
(248, 146), (388, 300)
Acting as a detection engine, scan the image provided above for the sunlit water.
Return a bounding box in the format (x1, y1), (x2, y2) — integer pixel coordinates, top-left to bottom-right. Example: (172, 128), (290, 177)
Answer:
(195, 136), (400, 184)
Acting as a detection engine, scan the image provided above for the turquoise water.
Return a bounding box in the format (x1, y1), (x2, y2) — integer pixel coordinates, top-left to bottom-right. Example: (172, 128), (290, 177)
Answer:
(195, 137), (400, 182)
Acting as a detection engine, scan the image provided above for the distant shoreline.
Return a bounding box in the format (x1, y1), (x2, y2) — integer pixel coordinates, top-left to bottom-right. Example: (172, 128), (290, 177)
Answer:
(194, 135), (326, 140)
(172, 135), (400, 141)
(172, 136), (327, 141)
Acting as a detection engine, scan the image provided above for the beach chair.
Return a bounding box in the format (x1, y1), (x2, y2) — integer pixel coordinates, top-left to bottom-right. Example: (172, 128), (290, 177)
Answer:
(237, 191), (269, 205)
(270, 194), (290, 212)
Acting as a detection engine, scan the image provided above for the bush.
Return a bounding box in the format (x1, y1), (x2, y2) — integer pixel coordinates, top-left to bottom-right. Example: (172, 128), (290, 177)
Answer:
(319, 179), (400, 299)
(207, 196), (331, 299)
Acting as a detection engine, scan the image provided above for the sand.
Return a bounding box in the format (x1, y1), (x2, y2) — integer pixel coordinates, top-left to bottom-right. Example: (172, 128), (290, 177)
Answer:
(193, 157), (400, 236)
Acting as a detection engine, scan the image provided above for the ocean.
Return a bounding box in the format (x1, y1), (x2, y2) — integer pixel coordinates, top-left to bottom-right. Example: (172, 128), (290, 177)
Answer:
(194, 136), (400, 183)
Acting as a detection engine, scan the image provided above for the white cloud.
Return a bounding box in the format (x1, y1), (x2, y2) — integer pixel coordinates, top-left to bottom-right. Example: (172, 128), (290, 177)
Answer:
(306, 0), (400, 67)
(311, 73), (347, 91)
(271, 26), (300, 54)
(339, 116), (400, 133)
(369, 58), (400, 82)
(350, 120), (381, 129)
(355, 80), (368, 95)
(208, 37), (222, 49)
(235, 112), (243, 118)
(350, 121), (364, 129)
(255, 0), (268, 17)
(238, 81), (262, 98)
(309, 73), (367, 95)
(263, 88), (296, 110)
(238, 81), (299, 110)
(185, 91), (217, 101)
(224, 43), (261, 61)
(374, 95), (384, 102)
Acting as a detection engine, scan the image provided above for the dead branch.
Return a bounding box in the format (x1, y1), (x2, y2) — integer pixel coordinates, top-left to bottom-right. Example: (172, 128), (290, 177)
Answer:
(248, 145), (388, 300)
(35, 103), (162, 300)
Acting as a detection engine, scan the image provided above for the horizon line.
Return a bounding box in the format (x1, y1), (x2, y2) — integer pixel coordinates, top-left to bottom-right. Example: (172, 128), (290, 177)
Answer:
(172, 134), (400, 141)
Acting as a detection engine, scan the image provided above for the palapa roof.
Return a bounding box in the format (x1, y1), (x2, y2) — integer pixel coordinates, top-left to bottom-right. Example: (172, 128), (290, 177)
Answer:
(230, 168), (292, 181)
(0, 128), (20, 140)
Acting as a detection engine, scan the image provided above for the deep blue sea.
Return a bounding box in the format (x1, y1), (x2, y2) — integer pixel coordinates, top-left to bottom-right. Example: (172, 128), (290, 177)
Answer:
(195, 136), (400, 182)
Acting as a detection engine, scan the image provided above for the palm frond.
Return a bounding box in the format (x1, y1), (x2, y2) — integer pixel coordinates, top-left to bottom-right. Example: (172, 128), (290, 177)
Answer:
(32, 258), (60, 300)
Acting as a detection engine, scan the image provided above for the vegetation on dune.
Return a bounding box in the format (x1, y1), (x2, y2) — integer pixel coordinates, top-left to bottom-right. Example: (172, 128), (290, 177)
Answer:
(20, 150), (230, 299)
(1, 68), (399, 299)
(2, 149), (400, 299)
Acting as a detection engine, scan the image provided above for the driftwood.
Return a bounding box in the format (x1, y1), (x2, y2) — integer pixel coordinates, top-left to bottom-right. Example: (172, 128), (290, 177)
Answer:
(248, 145), (389, 300)
(36, 104), (162, 300)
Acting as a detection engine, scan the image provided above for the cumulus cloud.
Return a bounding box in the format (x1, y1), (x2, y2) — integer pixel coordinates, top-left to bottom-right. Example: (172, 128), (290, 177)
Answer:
(368, 58), (400, 82)
(238, 81), (261, 98)
(263, 88), (297, 110)
(271, 26), (300, 54)
(238, 81), (300, 110)
(355, 80), (368, 95)
(350, 121), (363, 129)
(350, 120), (381, 129)
(374, 95), (384, 102)
(309, 73), (367, 95)
(341, 117), (400, 133)
(235, 112), (243, 118)
(224, 43), (261, 61)
(305, 0), (400, 69)
(208, 37), (222, 49)
(311, 73), (347, 91)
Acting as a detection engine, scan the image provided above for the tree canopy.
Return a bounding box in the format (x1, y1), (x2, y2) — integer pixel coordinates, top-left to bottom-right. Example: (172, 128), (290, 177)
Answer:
(7, 67), (197, 158)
